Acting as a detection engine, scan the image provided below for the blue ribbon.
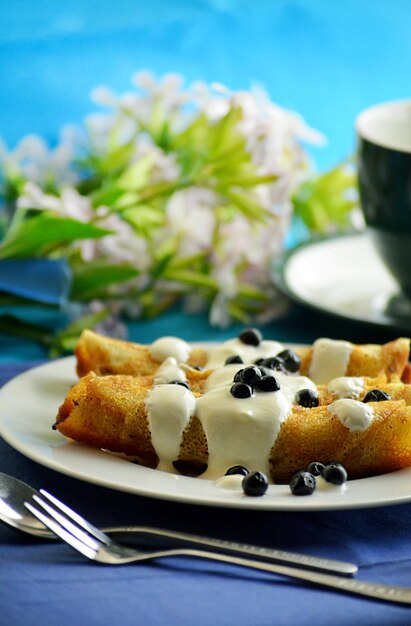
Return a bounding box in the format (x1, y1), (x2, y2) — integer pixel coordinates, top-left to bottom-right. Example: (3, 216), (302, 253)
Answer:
(0, 258), (72, 306)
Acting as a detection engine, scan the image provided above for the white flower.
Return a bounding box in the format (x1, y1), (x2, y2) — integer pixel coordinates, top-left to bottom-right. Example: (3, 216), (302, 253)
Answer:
(19, 183), (94, 222)
(132, 71), (189, 110)
(96, 213), (150, 269)
(164, 187), (216, 256)
(1, 71), (332, 328)
(17, 181), (61, 211)
(0, 127), (81, 186)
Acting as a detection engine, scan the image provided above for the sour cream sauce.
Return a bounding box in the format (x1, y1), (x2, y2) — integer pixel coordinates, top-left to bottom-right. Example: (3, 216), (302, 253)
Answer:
(146, 359), (321, 478)
(328, 398), (374, 431)
(149, 336), (191, 364)
(145, 335), (367, 480)
(196, 382), (290, 480)
(327, 376), (365, 399)
(309, 338), (353, 384)
(145, 383), (196, 473)
(205, 338), (284, 369)
(154, 357), (187, 385)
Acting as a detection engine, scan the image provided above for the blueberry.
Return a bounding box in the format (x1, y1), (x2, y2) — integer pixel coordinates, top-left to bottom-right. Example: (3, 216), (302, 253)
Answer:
(225, 355), (244, 365)
(256, 375), (280, 392)
(168, 380), (190, 389)
(239, 328), (262, 346)
(276, 349), (301, 373)
(306, 461), (325, 476)
(362, 389), (391, 403)
(230, 382), (253, 398)
(289, 471), (316, 496)
(321, 462), (347, 485)
(295, 388), (319, 408)
(225, 465), (249, 477)
(242, 471), (269, 496)
(262, 356), (287, 373)
(233, 369), (244, 383)
(238, 365), (262, 386)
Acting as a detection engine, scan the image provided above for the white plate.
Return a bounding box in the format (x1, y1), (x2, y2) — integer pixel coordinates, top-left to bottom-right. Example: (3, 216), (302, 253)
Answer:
(0, 357), (410, 511)
(273, 232), (411, 332)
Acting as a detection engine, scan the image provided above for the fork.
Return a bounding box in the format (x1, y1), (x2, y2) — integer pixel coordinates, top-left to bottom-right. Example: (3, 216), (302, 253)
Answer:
(25, 491), (411, 605)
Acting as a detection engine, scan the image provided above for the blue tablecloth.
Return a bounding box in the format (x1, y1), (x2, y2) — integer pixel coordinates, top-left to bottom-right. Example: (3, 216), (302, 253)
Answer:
(1, 315), (411, 626)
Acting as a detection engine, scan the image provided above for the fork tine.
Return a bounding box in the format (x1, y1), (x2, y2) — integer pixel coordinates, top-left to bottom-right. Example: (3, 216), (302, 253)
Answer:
(31, 494), (101, 552)
(39, 489), (110, 545)
(25, 502), (97, 560)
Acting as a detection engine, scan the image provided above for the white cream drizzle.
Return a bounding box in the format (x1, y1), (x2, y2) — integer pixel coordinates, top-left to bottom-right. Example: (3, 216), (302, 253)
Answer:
(205, 338), (284, 369)
(143, 335), (370, 481)
(327, 376), (364, 399)
(309, 338), (353, 384)
(153, 357), (187, 385)
(215, 474), (244, 490)
(195, 383), (291, 480)
(145, 384), (196, 472)
(204, 364), (243, 391)
(146, 360), (320, 479)
(149, 336), (191, 364)
(328, 398), (374, 432)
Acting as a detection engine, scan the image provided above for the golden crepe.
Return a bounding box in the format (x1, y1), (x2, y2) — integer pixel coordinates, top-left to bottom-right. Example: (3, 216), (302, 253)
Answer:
(299, 337), (411, 382)
(270, 401), (411, 483)
(75, 330), (411, 383)
(316, 375), (411, 406)
(55, 369), (411, 484)
(75, 330), (207, 378)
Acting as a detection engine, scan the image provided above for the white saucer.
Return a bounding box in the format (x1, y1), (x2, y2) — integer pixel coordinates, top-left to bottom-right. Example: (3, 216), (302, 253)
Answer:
(273, 232), (411, 332)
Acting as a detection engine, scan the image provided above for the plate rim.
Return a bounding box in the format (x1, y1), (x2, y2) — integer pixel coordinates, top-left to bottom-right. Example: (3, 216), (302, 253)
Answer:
(1, 356), (411, 511)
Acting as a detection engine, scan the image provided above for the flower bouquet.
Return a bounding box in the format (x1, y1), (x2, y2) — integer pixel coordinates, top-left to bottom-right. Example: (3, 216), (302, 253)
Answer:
(0, 72), (358, 354)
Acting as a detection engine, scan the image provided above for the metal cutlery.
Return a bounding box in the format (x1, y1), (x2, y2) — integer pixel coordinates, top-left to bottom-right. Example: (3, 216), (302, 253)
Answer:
(25, 489), (411, 605)
(0, 471), (355, 575)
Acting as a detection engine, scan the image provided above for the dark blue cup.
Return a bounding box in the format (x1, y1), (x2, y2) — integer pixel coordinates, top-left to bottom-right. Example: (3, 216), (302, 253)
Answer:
(357, 100), (411, 301)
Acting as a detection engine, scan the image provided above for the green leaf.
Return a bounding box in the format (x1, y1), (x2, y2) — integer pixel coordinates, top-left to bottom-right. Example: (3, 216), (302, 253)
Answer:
(122, 205), (165, 236)
(99, 141), (136, 173)
(71, 262), (140, 300)
(171, 112), (210, 151)
(162, 268), (218, 291)
(217, 173), (278, 188)
(209, 106), (245, 159)
(117, 153), (155, 190)
(0, 214), (112, 259)
(90, 184), (124, 208)
(293, 162), (358, 233)
(237, 283), (270, 302)
(221, 189), (271, 222)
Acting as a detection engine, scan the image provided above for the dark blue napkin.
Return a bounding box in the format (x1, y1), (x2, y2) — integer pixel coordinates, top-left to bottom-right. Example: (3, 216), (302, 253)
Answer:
(0, 362), (411, 626)
(0, 258), (71, 305)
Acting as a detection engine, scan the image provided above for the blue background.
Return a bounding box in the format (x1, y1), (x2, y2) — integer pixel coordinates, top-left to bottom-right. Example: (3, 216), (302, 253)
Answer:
(1, 0), (411, 171)
(1, 0), (411, 360)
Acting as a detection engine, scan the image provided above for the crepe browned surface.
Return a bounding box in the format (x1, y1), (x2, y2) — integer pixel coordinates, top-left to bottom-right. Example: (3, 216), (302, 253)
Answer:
(299, 337), (410, 382)
(76, 331), (411, 383)
(317, 375), (411, 405)
(270, 400), (411, 483)
(55, 372), (411, 484)
(75, 330), (207, 377)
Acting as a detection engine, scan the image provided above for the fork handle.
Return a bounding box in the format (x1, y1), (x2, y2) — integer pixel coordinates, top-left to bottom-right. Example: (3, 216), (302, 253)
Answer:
(148, 548), (411, 605)
(102, 525), (357, 576)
